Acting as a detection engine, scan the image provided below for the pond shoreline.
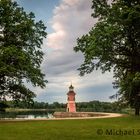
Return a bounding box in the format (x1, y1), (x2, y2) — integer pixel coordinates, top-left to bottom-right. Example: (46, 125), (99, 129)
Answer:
(0, 112), (124, 121)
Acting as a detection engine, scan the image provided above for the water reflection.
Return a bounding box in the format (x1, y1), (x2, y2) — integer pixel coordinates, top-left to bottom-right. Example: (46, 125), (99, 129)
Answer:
(0, 110), (54, 119)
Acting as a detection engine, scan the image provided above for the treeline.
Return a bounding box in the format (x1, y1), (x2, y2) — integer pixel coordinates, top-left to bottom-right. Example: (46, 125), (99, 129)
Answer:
(6, 101), (66, 110)
(76, 101), (124, 113)
(3, 100), (126, 113)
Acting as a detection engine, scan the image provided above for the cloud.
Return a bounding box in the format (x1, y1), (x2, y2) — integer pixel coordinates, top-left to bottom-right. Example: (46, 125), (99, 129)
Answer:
(35, 0), (117, 103)
(43, 0), (95, 76)
(45, 0), (95, 50)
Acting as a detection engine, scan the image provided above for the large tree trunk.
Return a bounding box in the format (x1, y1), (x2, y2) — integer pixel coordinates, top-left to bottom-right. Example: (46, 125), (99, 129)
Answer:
(135, 107), (139, 116)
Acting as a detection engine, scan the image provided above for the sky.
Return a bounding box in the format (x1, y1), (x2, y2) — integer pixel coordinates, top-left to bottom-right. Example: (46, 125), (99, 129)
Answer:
(15, 0), (117, 103)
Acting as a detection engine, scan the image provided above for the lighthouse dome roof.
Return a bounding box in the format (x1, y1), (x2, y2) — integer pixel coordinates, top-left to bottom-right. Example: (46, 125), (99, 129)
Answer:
(69, 84), (74, 89)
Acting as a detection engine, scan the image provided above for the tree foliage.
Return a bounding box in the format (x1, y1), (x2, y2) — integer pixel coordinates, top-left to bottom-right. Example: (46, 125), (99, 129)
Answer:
(74, 0), (140, 115)
(0, 0), (47, 104)
(6, 100), (123, 113)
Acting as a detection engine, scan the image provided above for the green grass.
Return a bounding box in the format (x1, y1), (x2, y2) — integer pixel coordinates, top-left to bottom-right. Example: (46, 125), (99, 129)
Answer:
(0, 115), (140, 140)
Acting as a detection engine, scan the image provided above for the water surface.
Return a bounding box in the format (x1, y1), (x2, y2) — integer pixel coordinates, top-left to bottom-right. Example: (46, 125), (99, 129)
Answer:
(0, 110), (54, 119)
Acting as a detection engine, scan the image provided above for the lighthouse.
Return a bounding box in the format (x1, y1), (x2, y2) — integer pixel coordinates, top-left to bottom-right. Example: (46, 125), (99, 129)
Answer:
(67, 84), (76, 112)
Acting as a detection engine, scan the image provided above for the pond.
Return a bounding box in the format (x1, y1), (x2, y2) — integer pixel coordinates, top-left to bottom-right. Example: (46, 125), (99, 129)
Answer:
(0, 110), (54, 119)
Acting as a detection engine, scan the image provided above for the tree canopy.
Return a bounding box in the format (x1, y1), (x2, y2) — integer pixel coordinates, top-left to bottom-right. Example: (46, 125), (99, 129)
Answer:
(0, 0), (47, 104)
(74, 0), (140, 115)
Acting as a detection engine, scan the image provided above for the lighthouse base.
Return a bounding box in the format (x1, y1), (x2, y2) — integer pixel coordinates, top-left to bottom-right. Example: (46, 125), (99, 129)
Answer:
(53, 112), (107, 118)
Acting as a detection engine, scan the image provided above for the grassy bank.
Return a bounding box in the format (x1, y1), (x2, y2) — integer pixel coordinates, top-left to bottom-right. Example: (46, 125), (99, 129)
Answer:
(0, 115), (140, 140)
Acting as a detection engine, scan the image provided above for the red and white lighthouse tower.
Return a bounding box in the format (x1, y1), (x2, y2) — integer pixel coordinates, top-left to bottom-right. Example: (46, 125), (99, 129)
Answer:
(67, 84), (76, 112)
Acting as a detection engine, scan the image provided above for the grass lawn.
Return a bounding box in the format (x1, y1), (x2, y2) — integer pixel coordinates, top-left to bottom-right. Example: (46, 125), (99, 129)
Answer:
(0, 115), (140, 140)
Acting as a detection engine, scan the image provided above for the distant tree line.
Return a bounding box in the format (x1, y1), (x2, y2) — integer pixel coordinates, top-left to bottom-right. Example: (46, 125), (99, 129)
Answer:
(5, 101), (66, 110)
(1, 100), (127, 113)
(76, 101), (125, 113)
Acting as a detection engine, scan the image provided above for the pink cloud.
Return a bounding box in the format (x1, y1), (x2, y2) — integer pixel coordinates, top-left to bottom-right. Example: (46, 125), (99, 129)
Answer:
(46, 0), (95, 49)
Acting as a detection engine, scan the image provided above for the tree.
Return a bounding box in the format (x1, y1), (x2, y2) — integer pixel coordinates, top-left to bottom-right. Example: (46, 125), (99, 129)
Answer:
(0, 101), (9, 111)
(74, 0), (140, 115)
(0, 0), (47, 105)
